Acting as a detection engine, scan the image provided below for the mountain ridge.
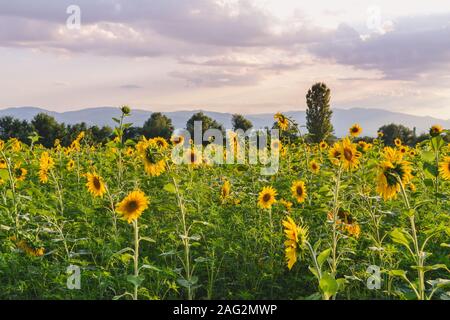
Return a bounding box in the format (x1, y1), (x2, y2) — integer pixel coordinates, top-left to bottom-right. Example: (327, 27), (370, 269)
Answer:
(0, 106), (448, 137)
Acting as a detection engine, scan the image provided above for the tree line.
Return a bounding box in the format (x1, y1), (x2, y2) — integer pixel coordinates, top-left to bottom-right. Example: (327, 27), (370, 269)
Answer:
(1, 83), (447, 147)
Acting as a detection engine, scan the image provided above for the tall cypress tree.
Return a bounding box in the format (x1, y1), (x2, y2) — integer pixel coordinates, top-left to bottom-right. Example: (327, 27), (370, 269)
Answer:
(306, 82), (334, 143)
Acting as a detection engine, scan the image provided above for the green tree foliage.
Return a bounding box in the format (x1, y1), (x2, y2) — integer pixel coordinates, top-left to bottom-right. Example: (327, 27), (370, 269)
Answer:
(142, 112), (174, 140)
(0, 116), (34, 142)
(232, 114), (253, 131)
(378, 123), (416, 146)
(186, 112), (224, 144)
(306, 83), (334, 143)
(31, 113), (66, 147)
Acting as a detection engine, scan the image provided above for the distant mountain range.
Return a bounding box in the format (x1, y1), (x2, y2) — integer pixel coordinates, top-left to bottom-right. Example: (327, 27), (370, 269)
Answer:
(0, 106), (448, 137)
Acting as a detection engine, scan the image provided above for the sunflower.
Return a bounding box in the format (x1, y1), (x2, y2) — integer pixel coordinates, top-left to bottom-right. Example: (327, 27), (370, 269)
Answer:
(220, 180), (231, 200)
(358, 141), (370, 152)
(142, 145), (166, 176)
(271, 139), (281, 152)
(329, 142), (342, 165)
(40, 152), (54, 171)
(310, 160), (320, 174)
(349, 124), (362, 137)
(399, 145), (408, 154)
(116, 190), (149, 224)
(0, 158), (7, 169)
(150, 137), (169, 150)
(39, 169), (49, 184)
(319, 141), (328, 150)
(15, 166), (27, 182)
(394, 138), (402, 147)
(282, 216), (308, 270)
(377, 158), (413, 200)
(67, 159), (75, 171)
(439, 156), (450, 180)
(274, 113), (289, 131)
(339, 138), (361, 171)
(291, 180), (307, 203)
(86, 173), (107, 198)
(258, 186), (277, 209)
(430, 124), (443, 137)
(125, 147), (134, 157)
(170, 135), (185, 146)
(10, 138), (22, 152)
(409, 149), (417, 157)
(377, 131), (384, 138)
(280, 199), (293, 212)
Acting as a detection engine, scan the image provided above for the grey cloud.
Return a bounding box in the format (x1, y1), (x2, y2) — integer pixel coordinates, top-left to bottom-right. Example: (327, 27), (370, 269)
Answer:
(169, 69), (262, 87)
(310, 15), (450, 79)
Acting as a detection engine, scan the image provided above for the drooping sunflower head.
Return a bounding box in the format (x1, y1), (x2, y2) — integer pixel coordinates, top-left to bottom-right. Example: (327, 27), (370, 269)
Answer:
(140, 144), (166, 176)
(357, 141), (371, 153)
(282, 216), (308, 270)
(274, 112), (289, 131)
(430, 124), (443, 137)
(86, 173), (106, 198)
(349, 124), (362, 137)
(439, 156), (450, 181)
(116, 190), (149, 224)
(291, 180), (307, 203)
(382, 146), (404, 163)
(310, 160), (320, 174)
(377, 160), (413, 200)
(14, 167), (27, 182)
(394, 138), (402, 147)
(339, 138), (361, 171)
(220, 180), (231, 199)
(258, 186), (277, 209)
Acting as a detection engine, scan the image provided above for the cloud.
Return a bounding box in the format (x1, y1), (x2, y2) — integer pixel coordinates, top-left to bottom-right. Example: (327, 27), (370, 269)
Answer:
(310, 14), (450, 79)
(169, 69), (262, 87)
(119, 84), (142, 90)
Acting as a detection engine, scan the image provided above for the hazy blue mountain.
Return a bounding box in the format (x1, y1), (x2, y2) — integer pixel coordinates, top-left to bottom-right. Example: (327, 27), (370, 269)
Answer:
(0, 106), (448, 137)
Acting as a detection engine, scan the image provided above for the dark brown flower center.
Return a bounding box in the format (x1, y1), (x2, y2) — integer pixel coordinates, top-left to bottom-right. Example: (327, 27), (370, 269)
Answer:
(296, 186), (303, 196)
(263, 193), (271, 202)
(125, 200), (138, 212)
(93, 177), (101, 190)
(343, 148), (353, 161)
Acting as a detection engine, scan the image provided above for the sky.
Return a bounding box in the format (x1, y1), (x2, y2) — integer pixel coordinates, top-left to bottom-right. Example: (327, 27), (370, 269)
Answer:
(1, 0), (450, 119)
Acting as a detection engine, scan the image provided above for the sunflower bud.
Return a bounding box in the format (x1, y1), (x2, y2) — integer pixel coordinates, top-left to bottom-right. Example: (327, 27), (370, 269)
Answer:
(121, 105), (131, 115)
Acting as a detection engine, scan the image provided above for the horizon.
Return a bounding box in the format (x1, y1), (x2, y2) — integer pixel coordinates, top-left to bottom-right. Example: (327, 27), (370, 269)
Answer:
(0, 105), (449, 121)
(1, 1), (450, 118)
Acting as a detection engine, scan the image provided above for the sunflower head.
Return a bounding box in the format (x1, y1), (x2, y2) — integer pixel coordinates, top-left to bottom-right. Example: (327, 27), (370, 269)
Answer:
(116, 190), (149, 223)
(150, 137), (169, 150)
(349, 124), (362, 137)
(0, 158), (7, 169)
(86, 173), (106, 198)
(377, 159), (413, 200)
(142, 145), (166, 176)
(220, 180), (231, 200)
(291, 180), (307, 203)
(439, 156), (450, 181)
(339, 138), (361, 171)
(66, 159), (75, 171)
(274, 113), (289, 131)
(170, 135), (185, 146)
(394, 138), (402, 147)
(279, 199), (293, 212)
(319, 141), (328, 150)
(282, 216), (309, 270)
(310, 160), (320, 174)
(329, 142), (342, 165)
(430, 124), (443, 137)
(258, 186), (277, 209)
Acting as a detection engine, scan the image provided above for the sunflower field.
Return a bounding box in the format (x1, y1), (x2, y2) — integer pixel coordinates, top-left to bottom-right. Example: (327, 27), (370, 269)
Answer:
(0, 108), (449, 300)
